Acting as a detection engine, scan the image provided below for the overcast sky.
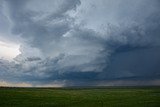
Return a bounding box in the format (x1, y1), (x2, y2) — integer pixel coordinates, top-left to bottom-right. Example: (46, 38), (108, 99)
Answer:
(0, 0), (160, 87)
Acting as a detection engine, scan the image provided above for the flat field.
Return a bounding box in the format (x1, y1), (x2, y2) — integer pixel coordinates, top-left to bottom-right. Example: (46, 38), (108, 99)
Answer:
(0, 87), (160, 107)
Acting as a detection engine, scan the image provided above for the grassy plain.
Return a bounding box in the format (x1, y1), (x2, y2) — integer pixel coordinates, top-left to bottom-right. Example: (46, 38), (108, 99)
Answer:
(0, 87), (160, 107)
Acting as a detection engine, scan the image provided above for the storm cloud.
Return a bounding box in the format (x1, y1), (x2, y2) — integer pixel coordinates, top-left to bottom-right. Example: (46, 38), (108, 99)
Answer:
(0, 0), (160, 86)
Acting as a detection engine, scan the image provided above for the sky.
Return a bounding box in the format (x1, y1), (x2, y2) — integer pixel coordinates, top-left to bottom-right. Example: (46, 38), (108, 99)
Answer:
(0, 0), (160, 87)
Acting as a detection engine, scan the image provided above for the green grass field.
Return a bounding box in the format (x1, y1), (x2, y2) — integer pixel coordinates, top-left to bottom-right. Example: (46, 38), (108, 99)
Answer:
(0, 87), (160, 107)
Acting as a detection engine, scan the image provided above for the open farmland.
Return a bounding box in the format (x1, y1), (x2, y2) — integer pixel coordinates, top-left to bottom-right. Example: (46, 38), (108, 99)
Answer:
(0, 87), (160, 107)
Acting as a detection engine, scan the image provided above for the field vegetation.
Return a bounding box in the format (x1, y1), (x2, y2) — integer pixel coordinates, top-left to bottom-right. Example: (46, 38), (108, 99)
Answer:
(0, 86), (160, 107)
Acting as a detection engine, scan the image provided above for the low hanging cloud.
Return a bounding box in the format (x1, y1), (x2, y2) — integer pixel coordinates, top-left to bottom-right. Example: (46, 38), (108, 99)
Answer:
(0, 0), (160, 86)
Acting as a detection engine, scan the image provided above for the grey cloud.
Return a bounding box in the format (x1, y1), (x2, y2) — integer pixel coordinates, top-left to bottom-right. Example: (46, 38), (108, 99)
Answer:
(0, 0), (160, 86)
(4, 0), (80, 53)
(25, 57), (41, 62)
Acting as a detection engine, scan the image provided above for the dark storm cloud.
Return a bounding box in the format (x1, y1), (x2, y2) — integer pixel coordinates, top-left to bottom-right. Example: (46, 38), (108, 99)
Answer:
(4, 0), (81, 52)
(0, 0), (160, 86)
(25, 57), (41, 62)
